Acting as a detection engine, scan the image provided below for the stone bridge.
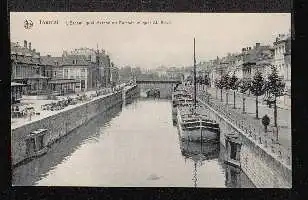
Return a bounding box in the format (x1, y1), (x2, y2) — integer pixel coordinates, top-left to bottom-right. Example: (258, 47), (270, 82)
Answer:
(136, 79), (181, 99)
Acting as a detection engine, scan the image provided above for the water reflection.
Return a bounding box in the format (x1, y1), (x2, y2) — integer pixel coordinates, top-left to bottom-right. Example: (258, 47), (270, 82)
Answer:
(12, 98), (255, 187)
(12, 104), (123, 186)
(224, 162), (256, 188)
(179, 140), (220, 187)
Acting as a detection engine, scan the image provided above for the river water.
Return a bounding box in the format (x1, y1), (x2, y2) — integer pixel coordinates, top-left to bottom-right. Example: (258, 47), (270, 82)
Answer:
(12, 98), (255, 187)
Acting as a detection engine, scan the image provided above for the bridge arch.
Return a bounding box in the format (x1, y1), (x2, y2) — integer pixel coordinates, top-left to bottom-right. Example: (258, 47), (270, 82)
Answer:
(136, 79), (181, 99)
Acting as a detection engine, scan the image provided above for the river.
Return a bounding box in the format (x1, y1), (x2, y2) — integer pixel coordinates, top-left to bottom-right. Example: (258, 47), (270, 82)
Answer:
(12, 98), (255, 187)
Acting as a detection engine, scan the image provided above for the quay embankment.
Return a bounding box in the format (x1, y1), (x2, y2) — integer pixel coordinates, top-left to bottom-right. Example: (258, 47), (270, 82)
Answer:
(11, 85), (138, 167)
(196, 93), (292, 188)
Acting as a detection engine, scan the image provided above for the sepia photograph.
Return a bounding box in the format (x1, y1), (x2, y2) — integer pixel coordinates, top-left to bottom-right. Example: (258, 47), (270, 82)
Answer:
(10, 12), (291, 188)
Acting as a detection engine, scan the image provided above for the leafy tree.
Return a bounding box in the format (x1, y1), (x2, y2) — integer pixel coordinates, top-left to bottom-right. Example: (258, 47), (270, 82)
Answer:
(215, 78), (224, 102)
(228, 74), (239, 109)
(187, 75), (193, 84)
(203, 74), (210, 94)
(238, 79), (251, 113)
(221, 74), (231, 104)
(266, 66), (285, 128)
(250, 71), (266, 119)
(197, 74), (203, 90)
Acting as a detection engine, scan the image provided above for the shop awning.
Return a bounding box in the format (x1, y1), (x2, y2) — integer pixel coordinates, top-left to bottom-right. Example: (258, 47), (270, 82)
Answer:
(11, 82), (26, 87)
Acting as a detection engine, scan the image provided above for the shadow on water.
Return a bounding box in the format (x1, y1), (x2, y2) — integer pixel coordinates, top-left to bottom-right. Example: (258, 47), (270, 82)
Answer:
(12, 103), (124, 186)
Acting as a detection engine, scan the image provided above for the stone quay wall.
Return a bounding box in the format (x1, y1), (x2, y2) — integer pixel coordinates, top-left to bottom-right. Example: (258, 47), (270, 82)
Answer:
(198, 97), (292, 188)
(12, 85), (138, 167)
(125, 85), (140, 100)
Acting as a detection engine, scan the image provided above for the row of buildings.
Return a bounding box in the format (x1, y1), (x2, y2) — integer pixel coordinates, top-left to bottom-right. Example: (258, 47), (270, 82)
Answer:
(196, 32), (291, 107)
(11, 40), (120, 104)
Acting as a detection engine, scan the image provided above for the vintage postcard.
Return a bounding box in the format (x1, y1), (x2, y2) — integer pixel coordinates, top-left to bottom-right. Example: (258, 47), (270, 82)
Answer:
(10, 12), (291, 188)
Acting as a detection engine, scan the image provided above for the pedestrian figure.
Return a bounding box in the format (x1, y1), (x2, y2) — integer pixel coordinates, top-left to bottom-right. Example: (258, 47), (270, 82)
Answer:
(262, 115), (270, 133)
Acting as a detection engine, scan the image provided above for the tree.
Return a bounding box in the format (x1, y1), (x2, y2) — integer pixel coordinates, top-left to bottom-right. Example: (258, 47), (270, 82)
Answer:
(203, 74), (210, 94)
(215, 78), (224, 102)
(187, 75), (193, 84)
(238, 79), (251, 113)
(228, 74), (239, 109)
(266, 66), (285, 128)
(197, 74), (203, 90)
(221, 74), (231, 105)
(250, 71), (266, 119)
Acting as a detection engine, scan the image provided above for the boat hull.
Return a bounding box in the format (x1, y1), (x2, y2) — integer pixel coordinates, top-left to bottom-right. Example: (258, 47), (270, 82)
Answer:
(177, 125), (220, 142)
(177, 107), (220, 143)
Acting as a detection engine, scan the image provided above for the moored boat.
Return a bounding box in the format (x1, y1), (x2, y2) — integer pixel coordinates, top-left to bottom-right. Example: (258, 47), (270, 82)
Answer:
(172, 96), (194, 123)
(176, 37), (220, 143)
(177, 106), (220, 142)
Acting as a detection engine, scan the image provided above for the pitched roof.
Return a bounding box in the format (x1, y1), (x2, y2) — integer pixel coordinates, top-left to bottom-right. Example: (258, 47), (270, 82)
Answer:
(41, 55), (92, 67)
(61, 55), (91, 66)
(40, 56), (63, 66)
(11, 42), (39, 57)
(243, 45), (272, 64)
(11, 42), (41, 65)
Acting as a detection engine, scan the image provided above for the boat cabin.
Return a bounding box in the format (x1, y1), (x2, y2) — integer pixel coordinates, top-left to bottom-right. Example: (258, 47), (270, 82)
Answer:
(181, 117), (220, 131)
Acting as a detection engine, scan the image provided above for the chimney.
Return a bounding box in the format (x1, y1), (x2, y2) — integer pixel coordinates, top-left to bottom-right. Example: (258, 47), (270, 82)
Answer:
(24, 40), (27, 48)
(62, 51), (68, 57)
(256, 43), (260, 49)
(29, 42), (31, 50)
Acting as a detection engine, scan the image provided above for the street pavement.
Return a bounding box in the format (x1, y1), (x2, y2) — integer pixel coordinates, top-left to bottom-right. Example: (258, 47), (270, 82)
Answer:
(197, 86), (291, 150)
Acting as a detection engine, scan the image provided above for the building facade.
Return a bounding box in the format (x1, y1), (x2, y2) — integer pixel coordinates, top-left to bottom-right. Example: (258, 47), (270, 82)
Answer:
(273, 33), (291, 106)
(11, 40), (50, 95)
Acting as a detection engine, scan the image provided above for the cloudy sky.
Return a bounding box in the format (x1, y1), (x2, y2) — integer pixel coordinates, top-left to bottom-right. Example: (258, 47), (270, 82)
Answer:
(10, 12), (290, 69)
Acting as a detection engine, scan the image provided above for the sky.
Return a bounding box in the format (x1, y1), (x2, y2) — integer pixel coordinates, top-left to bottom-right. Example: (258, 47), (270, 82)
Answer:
(10, 12), (290, 69)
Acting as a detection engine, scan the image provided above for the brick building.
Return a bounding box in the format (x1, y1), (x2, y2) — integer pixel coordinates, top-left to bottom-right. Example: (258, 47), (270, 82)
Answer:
(11, 40), (50, 95)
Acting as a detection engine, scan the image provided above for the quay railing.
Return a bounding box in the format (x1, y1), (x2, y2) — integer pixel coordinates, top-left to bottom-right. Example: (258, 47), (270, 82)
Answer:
(197, 90), (291, 168)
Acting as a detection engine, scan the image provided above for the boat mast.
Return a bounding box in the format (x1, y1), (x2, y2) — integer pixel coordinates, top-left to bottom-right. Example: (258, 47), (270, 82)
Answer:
(193, 38), (197, 109)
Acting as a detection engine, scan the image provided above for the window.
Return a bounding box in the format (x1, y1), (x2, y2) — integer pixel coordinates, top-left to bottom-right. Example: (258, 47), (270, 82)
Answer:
(230, 142), (237, 160)
(64, 69), (68, 78)
(81, 69), (86, 78)
(81, 80), (85, 89)
(54, 71), (57, 77)
(16, 65), (21, 77)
